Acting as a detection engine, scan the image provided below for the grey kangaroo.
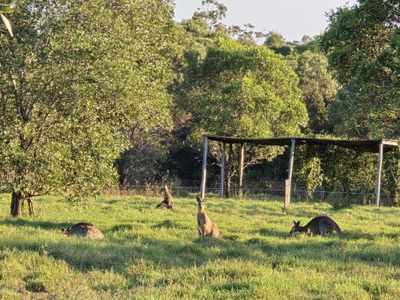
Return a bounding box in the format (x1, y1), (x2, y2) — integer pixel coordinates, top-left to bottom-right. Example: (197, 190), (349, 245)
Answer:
(62, 222), (104, 239)
(290, 216), (343, 237)
(197, 197), (220, 238)
(156, 185), (174, 209)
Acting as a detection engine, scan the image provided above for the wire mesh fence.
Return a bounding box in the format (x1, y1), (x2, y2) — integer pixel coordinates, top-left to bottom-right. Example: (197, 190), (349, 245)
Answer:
(105, 179), (399, 206)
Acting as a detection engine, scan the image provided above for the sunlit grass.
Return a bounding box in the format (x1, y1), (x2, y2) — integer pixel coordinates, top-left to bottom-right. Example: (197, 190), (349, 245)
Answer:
(1, 193), (400, 299)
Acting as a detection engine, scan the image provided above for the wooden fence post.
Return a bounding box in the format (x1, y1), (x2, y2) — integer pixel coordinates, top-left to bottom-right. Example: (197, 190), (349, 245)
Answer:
(376, 140), (384, 206)
(284, 139), (296, 211)
(200, 136), (209, 199)
(238, 143), (245, 199)
(219, 143), (226, 198)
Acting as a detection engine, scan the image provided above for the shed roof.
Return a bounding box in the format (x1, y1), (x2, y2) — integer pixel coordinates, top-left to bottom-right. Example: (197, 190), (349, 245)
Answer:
(206, 135), (399, 153)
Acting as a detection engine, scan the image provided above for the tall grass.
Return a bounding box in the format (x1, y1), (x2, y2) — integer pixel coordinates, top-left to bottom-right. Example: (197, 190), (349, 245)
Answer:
(1, 193), (400, 299)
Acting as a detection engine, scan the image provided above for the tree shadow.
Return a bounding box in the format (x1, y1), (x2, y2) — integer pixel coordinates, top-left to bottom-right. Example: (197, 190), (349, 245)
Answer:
(257, 228), (290, 238)
(0, 228), (260, 273)
(2, 218), (400, 275)
(109, 223), (134, 232)
(343, 230), (400, 241)
(0, 219), (71, 230)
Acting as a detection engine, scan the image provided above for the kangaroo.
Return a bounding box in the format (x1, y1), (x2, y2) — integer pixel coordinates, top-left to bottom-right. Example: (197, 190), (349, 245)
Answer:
(290, 216), (343, 237)
(62, 222), (104, 239)
(197, 196), (220, 238)
(156, 185), (174, 209)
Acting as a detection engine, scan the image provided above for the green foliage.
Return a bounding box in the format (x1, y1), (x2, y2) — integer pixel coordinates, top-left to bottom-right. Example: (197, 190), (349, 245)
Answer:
(294, 36), (321, 54)
(0, 1), (14, 14)
(192, 0), (228, 31)
(177, 37), (308, 174)
(183, 38), (308, 141)
(321, 0), (400, 139)
(2, 194), (400, 298)
(293, 136), (397, 208)
(295, 51), (339, 134)
(0, 1), (15, 36)
(310, 0), (400, 204)
(295, 147), (324, 201)
(322, 148), (377, 205)
(264, 31), (292, 56)
(0, 0), (175, 204)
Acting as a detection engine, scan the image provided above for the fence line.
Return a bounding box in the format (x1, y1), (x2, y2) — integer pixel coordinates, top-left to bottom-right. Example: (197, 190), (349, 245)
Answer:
(104, 180), (398, 206)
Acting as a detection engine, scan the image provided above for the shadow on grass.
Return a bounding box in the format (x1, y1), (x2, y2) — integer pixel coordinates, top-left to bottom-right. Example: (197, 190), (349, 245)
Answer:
(0, 219), (71, 230)
(2, 219), (400, 274)
(257, 228), (290, 238)
(109, 224), (134, 232)
(343, 230), (400, 241)
(0, 235), (259, 273)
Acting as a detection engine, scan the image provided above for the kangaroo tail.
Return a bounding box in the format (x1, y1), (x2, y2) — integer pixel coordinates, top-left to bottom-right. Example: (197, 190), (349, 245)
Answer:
(335, 224), (344, 237)
(156, 203), (167, 208)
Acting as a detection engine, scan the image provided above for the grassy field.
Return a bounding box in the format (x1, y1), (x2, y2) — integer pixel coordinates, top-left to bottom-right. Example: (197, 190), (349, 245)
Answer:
(1, 194), (400, 299)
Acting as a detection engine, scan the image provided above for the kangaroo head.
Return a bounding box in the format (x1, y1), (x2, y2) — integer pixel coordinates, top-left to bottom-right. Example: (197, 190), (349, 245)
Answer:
(196, 196), (206, 210)
(61, 227), (70, 234)
(290, 221), (301, 236)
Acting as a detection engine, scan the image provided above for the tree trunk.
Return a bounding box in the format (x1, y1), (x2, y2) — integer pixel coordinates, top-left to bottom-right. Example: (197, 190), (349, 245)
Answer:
(27, 198), (35, 216)
(10, 191), (23, 217)
(238, 143), (244, 199)
(226, 144), (234, 198)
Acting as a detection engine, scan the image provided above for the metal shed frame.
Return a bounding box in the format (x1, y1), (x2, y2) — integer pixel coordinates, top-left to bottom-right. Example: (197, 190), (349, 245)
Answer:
(200, 135), (399, 208)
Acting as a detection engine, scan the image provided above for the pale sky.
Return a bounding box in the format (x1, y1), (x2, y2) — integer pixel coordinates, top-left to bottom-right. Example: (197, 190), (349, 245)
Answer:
(173, 0), (358, 41)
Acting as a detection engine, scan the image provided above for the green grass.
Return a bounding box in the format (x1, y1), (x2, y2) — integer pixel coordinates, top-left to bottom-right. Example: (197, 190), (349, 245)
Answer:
(1, 193), (400, 299)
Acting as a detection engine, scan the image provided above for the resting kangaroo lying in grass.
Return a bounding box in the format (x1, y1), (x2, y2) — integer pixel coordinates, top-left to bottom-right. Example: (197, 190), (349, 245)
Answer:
(62, 222), (104, 239)
(197, 197), (220, 238)
(290, 216), (343, 237)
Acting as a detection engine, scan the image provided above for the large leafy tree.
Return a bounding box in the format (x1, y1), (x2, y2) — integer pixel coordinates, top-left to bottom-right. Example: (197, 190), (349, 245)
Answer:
(180, 38), (308, 193)
(321, 0), (400, 139)
(320, 0), (400, 205)
(0, 0), (175, 216)
(295, 51), (339, 134)
(184, 38), (308, 140)
(264, 31), (292, 56)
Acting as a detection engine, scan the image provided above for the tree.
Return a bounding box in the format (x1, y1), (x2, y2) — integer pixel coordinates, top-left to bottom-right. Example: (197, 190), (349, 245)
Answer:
(295, 51), (339, 134)
(320, 0), (399, 205)
(185, 38), (307, 138)
(181, 38), (308, 194)
(321, 0), (400, 139)
(192, 0), (227, 31)
(0, 0), (175, 216)
(264, 31), (292, 56)
(295, 150), (323, 202)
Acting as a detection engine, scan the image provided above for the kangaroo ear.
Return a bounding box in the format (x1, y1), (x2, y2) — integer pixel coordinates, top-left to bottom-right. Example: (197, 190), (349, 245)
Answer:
(296, 221), (300, 226)
(196, 196), (201, 202)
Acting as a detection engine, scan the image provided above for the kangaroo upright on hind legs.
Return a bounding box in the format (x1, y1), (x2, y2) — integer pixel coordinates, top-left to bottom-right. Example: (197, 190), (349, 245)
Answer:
(196, 196), (220, 238)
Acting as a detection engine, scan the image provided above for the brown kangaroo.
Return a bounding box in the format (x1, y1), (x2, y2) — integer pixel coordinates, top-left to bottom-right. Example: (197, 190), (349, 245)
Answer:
(156, 185), (174, 209)
(62, 222), (104, 239)
(197, 196), (220, 238)
(290, 216), (343, 237)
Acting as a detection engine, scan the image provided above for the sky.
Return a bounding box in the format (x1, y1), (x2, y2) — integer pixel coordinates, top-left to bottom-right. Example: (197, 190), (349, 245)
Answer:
(172, 0), (357, 41)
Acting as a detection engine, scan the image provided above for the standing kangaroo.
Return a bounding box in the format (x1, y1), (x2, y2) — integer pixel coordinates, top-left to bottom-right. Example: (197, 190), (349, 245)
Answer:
(156, 185), (174, 209)
(290, 216), (343, 237)
(197, 197), (220, 238)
